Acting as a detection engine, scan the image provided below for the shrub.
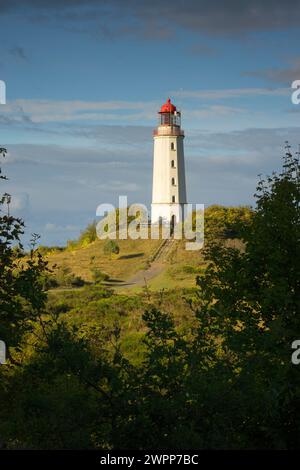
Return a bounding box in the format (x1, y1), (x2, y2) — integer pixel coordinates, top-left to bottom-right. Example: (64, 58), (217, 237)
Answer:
(103, 240), (120, 259)
(90, 268), (109, 284)
(193, 204), (253, 241)
(54, 265), (85, 288)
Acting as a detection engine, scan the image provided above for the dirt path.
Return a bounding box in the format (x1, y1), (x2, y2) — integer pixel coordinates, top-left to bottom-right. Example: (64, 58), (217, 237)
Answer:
(117, 261), (165, 288)
(113, 238), (177, 289)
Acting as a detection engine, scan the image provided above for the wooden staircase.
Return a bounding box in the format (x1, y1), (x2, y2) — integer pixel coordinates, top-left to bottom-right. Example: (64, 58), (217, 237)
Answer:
(150, 237), (177, 263)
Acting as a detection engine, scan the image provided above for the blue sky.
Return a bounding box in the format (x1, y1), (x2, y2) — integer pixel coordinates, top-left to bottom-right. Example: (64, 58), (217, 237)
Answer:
(1, 0), (300, 245)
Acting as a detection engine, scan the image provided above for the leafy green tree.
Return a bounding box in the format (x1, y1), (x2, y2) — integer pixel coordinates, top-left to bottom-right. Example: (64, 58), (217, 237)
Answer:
(0, 148), (51, 448)
(78, 221), (97, 246)
(196, 143), (300, 448)
(193, 204), (253, 241)
(0, 149), (48, 349)
(66, 221), (97, 250)
(0, 321), (103, 449)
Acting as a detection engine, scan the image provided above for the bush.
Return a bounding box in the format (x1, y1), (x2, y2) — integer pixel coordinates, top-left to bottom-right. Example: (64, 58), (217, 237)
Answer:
(66, 221), (97, 251)
(53, 265), (85, 288)
(193, 204), (253, 241)
(70, 276), (85, 287)
(41, 273), (59, 290)
(37, 246), (64, 256)
(103, 240), (120, 258)
(90, 268), (109, 284)
(77, 222), (97, 246)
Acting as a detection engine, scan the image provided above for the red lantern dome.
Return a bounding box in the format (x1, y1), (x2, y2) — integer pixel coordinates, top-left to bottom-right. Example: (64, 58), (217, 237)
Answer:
(159, 98), (177, 114)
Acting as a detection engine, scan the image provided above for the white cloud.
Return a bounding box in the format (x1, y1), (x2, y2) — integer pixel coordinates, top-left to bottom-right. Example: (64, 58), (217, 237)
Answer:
(0, 89), (286, 127)
(172, 87), (290, 100)
(1, 99), (158, 124)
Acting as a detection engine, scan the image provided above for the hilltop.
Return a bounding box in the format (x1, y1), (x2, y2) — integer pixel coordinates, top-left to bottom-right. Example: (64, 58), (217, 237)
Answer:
(41, 205), (251, 293)
(45, 236), (207, 293)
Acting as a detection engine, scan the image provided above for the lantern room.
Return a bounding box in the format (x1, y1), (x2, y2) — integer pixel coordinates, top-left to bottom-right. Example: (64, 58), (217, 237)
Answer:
(158, 98), (181, 127)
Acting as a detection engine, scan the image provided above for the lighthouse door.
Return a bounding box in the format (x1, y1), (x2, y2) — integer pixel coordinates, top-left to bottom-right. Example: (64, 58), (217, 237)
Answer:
(170, 215), (176, 234)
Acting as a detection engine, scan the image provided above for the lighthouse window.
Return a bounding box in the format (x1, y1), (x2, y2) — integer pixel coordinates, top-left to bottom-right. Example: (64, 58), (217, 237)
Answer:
(171, 177), (175, 186)
(172, 196), (175, 203)
(171, 142), (175, 150)
(171, 160), (175, 168)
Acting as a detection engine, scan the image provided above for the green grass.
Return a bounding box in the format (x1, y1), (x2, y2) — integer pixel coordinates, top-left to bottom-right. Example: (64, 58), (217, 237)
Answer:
(47, 238), (162, 283)
(46, 237), (207, 291)
(46, 284), (199, 364)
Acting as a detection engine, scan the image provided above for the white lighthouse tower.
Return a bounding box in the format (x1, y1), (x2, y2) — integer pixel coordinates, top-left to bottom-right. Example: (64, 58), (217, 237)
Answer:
(151, 98), (187, 229)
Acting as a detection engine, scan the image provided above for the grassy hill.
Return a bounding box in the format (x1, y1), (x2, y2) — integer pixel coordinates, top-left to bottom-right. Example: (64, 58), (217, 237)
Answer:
(38, 206), (248, 370)
(43, 204), (252, 293)
(45, 236), (207, 292)
(44, 234), (207, 364)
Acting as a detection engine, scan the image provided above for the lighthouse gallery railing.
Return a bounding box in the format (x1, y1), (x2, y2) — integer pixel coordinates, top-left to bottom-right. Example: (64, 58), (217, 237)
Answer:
(153, 126), (184, 137)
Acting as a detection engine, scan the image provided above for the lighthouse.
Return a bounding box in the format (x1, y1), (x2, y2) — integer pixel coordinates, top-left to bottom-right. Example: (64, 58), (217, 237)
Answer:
(151, 98), (187, 229)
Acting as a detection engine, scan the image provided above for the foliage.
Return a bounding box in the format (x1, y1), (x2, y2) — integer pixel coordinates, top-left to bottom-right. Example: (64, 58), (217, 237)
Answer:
(66, 221), (97, 251)
(103, 239), (120, 258)
(37, 245), (64, 256)
(90, 267), (109, 284)
(196, 143), (300, 447)
(54, 264), (85, 287)
(193, 204), (253, 241)
(40, 264), (86, 289)
(78, 221), (97, 246)
(0, 149), (48, 348)
(101, 207), (141, 235)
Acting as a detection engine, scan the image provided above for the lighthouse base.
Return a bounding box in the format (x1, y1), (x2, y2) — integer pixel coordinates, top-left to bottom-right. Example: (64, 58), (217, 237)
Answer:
(151, 203), (186, 227)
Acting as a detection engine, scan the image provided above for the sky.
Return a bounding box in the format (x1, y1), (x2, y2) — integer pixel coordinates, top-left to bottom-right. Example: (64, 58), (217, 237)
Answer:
(1, 0), (300, 245)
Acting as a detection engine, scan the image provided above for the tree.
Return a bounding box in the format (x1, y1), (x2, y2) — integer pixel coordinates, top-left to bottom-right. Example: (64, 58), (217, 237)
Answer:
(196, 143), (300, 448)
(193, 204), (253, 241)
(0, 148), (51, 448)
(0, 149), (48, 350)
(78, 221), (97, 246)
